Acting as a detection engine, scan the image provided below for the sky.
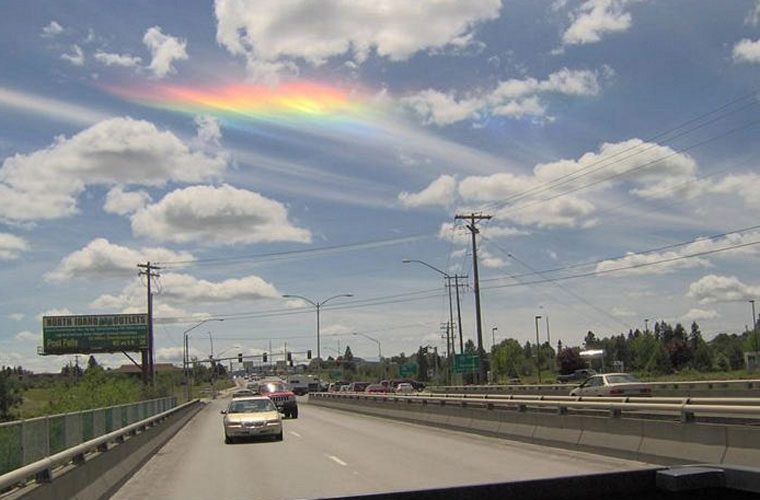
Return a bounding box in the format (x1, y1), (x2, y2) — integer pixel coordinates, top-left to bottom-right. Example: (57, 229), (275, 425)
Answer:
(2, 0), (760, 372)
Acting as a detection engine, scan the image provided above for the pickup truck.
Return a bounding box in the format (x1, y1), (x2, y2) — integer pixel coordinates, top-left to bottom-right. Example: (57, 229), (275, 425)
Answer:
(556, 369), (596, 384)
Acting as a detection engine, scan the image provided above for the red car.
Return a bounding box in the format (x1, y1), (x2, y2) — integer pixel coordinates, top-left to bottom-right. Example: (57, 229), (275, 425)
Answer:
(257, 381), (298, 418)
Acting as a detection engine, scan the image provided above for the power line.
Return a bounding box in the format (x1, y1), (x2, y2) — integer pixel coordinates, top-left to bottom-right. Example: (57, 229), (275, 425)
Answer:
(492, 117), (760, 220)
(482, 239), (760, 291)
(157, 233), (433, 268)
(481, 223), (760, 284)
(481, 236), (634, 331)
(478, 91), (759, 213)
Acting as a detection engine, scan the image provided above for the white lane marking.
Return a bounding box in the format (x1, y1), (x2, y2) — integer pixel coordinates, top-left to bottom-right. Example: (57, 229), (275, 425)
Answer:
(289, 431), (302, 438)
(326, 454), (348, 466)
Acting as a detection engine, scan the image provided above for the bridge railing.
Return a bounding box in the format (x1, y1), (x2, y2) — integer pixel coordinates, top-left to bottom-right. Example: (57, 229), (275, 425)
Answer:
(428, 379), (760, 397)
(310, 392), (760, 422)
(0, 396), (176, 476)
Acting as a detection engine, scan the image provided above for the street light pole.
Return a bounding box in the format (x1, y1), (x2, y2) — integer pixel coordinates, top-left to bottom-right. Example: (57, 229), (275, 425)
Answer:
(534, 315), (542, 384)
(182, 318), (224, 401)
(644, 318), (650, 334)
(282, 292), (353, 377)
(751, 300), (758, 351)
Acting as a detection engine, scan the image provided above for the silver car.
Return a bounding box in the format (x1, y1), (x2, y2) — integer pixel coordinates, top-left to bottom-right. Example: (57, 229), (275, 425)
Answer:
(569, 373), (652, 397)
(221, 396), (283, 443)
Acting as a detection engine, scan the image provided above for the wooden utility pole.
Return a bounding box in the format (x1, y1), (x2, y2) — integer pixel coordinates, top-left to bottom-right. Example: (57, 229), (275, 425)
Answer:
(137, 262), (160, 384)
(455, 213), (491, 382)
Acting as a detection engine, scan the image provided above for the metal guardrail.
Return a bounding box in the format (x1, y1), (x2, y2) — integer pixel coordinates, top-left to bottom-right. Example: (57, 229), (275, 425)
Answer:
(429, 379), (760, 395)
(310, 392), (760, 422)
(0, 398), (193, 493)
(0, 396), (176, 477)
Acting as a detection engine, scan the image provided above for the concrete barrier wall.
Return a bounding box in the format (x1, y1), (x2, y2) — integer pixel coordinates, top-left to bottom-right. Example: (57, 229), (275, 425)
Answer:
(310, 395), (760, 467)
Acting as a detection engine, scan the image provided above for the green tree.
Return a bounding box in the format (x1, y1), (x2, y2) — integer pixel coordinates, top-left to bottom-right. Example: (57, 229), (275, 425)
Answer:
(491, 339), (524, 379)
(416, 346), (429, 382)
(464, 339), (476, 354)
(710, 333), (745, 370)
(556, 347), (587, 375)
(0, 370), (22, 421)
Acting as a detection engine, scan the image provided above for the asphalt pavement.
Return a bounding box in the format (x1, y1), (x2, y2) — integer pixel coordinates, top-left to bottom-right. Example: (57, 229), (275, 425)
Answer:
(112, 395), (650, 500)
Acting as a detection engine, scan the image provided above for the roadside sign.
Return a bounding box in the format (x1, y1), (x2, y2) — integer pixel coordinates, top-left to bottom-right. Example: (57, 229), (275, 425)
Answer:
(400, 363), (417, 377)
(42, 314), (148, 355)
(454, 353), (480, 373)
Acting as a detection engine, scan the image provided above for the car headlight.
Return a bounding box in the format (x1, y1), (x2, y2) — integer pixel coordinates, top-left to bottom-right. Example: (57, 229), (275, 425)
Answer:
(226, 422), (242, 427)
(266, 419), (280, 425)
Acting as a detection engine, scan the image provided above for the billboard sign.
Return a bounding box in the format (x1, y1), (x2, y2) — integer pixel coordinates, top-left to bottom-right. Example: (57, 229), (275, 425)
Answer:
(42, 314), (149, 354)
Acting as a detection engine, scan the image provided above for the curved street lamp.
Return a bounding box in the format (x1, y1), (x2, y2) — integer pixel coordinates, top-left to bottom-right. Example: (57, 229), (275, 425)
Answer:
(281, 293), (353, 363)
(183, 318), (224, 400)
(403, 259), (459, 356)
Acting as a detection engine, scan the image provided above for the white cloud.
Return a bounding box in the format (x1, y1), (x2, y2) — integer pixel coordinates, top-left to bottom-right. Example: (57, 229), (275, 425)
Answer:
(0, 233), (28, 260)
(561, 0), (634, 47)
(746, 1), (760, 26)
(8, 313), (24, 321)
(214, 0), (501, 82)
(681, 308), (719, 322)
(0, 117), (226, 222)
(94, 50), (143, 67)
(0, 87), (109, 126)
(131, 184), (311, 245)
(15, 331), (39, 342)
(91, 272), (279, 312)
(709, 173), (760, 210)
(42, 21), (63, 37)
(610, 307), (635, 317)
(38, 308), (74, 321)
(143, 26), (188, 78)
(687, 274), (760, 304)
(194, 115), (222, 146)
(438, 222), (527, 245)
(61, 45), (85, 66)
(455, 138), (696, 228)
(104, 187), (151, 216)
(596, 250), (710, 277)
(733, 38), (760, 64)
(402, 67), (606, 125)
(398, 175), (456, 208)
(594, 231), (760, 277)
(45, 238), (194, 282)
(480, 248), (507, 268)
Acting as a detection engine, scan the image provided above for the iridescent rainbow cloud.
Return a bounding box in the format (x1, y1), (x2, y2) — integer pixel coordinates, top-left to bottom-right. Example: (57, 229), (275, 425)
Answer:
(104, 81), (378, 128)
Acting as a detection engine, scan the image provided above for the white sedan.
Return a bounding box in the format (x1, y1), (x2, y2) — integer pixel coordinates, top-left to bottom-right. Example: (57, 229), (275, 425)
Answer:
(569, 373), (652, 397)
(395, 383), (416, 394)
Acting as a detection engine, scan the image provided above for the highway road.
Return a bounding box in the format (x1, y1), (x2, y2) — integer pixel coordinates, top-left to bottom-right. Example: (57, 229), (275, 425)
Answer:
(113, 396), (650, 500)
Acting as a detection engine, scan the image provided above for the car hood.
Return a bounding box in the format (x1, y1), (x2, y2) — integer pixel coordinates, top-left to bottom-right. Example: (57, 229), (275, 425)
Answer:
(225, 410), (280, 423)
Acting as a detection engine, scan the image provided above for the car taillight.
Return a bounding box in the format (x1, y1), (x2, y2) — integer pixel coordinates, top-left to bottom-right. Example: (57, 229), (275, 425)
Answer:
(609, 389), (624, 395)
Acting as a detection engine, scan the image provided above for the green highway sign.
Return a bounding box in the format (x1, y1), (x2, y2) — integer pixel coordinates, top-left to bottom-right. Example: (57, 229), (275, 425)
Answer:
(42, 314), (149, 355)
(454, 353), (480, 373)
(399, 363), (417, 377)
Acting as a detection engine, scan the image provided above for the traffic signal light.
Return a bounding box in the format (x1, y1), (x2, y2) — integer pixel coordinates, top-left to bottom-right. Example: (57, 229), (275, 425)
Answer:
(262, 352), (267, 363)
(238, 353), (243, 363)
(307, 349), (312, 359)
(287, 351), (292, 362)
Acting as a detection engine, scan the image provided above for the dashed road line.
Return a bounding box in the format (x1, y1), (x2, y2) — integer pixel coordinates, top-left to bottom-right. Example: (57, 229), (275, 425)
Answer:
(289, 431), (302, 438)
(326, 454), (348, 466)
